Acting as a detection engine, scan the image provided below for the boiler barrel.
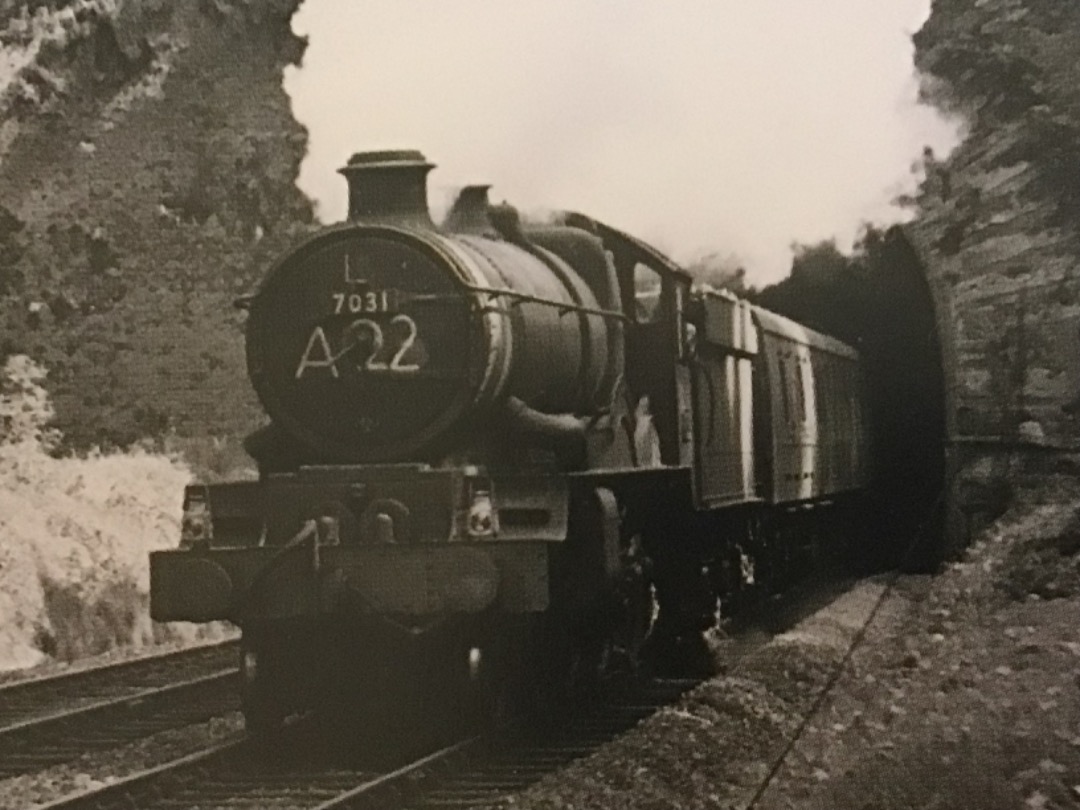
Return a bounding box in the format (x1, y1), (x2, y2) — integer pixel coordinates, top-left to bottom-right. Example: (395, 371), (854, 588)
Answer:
(245, 224), (612, 462)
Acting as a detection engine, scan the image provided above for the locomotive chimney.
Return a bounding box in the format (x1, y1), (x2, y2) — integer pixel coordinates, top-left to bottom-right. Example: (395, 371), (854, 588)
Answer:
(338, 149), (434, 226)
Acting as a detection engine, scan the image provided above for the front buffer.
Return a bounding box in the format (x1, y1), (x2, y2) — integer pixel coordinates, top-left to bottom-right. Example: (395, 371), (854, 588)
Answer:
(150, 464), (567, 627)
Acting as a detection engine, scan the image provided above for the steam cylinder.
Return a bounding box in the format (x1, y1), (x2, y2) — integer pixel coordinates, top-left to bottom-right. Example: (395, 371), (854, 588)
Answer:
(245, 151), (613, 462)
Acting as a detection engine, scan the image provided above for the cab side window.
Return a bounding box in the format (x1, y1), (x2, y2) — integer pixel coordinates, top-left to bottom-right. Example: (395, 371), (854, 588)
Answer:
(633, 263), (663, 323)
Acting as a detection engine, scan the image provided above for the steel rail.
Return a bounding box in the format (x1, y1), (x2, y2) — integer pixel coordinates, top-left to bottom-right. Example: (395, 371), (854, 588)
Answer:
(0, 639), (240, 777)
(37, 731), (483, 810)
(0, 668), (238, 778)
(401, 678), (701, 810)
(311, 736), (483, 810)
(36, 735), (248, 810)
(0, 638), (239, 713)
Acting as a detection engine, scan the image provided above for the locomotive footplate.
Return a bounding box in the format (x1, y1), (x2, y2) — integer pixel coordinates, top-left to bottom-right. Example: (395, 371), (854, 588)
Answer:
(149, 541), (550, 624)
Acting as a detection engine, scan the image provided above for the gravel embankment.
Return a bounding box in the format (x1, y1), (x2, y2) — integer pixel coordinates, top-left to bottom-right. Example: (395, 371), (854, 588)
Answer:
(757, 474), (1080, 810)
(480, 579), (897, 809)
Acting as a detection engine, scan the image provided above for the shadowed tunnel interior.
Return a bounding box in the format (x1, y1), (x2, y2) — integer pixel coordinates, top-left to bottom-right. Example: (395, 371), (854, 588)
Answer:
(755, 226), (948, 567)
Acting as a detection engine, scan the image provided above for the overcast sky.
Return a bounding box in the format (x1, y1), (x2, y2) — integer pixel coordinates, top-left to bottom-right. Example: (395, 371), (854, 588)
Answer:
(284, 1), (959, 285)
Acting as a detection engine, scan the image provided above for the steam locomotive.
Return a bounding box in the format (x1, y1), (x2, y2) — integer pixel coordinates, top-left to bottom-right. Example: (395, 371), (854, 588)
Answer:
(150, 150), (870, 732)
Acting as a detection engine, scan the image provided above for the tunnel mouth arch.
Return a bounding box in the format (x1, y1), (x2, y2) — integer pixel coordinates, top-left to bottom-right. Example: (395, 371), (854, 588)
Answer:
(864, 227), (948, 568)
(754, 225), (949, 569)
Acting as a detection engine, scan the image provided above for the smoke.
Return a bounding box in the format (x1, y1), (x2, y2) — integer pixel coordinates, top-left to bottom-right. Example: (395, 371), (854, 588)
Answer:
(283, 1), (958, 285)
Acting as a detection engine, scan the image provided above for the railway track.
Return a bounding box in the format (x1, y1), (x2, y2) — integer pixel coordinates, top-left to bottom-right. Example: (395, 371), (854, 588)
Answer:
(0, 640), (240, 778)
(27, 572), (854, 809)
(37, 677), (699, 810)
(403, 678), (700, 810)
(38, 726), (481, 810)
